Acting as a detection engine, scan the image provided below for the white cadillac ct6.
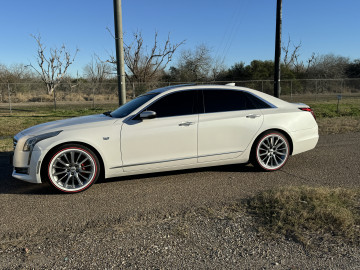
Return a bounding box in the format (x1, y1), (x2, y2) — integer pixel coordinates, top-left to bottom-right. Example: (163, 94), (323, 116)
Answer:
(12, 84), (318, 193)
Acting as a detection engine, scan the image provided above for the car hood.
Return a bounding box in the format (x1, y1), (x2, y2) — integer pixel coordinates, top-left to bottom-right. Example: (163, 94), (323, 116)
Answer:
(18, 114), (118, 137)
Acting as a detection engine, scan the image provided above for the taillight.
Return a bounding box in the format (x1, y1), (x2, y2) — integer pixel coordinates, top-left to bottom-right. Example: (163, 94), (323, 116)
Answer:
(299, 107), (316, 120)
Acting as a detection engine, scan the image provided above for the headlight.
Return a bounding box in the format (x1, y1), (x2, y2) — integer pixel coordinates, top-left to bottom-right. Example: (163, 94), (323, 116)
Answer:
(23, 131), (62, 151)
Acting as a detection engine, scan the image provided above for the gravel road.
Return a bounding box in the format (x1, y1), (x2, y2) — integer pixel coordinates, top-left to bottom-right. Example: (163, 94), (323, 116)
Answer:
(0, 132), (359, 269)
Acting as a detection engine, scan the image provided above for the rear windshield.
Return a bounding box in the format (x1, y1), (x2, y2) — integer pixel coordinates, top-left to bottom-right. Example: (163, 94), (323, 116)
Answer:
(111, 93), (159, 118)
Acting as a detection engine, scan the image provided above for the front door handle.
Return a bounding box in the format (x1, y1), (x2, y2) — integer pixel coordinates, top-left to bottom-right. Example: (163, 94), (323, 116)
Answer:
(246, 114), (261, 119)
(179, 122), (195, 126)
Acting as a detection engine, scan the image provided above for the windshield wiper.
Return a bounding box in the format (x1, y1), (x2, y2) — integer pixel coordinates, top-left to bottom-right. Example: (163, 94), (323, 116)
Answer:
(103, 111), (112, 117)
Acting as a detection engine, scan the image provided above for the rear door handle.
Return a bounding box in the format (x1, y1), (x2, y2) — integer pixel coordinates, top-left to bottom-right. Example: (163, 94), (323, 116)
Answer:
(246, 114), (261, 119)
(179, 122), (195, 126)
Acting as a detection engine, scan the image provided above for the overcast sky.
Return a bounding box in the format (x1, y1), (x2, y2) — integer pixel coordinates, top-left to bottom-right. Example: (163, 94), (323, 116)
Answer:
(1, 0), (359, 76)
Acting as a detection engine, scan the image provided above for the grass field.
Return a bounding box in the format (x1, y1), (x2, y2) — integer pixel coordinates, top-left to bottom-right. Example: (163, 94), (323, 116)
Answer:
(0, 97), (359, 152)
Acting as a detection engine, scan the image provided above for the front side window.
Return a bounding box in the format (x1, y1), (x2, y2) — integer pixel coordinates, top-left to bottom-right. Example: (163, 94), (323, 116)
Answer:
(146, 90), (197, 118)
(111, 93), (159, 118)
(203, 90), (256, 113)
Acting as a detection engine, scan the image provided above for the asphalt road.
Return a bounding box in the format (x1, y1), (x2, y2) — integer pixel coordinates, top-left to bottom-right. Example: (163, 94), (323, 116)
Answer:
(0, 132), (359, 241)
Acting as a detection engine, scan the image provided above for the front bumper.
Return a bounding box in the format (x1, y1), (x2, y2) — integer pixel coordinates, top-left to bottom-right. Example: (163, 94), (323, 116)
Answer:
(12, 149), (43, 184)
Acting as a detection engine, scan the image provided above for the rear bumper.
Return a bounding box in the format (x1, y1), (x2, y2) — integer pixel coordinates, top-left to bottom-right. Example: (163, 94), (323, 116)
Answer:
(290, 126), (319, 155)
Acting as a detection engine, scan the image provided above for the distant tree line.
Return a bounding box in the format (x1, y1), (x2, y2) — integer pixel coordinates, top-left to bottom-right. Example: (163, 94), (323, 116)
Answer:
(1, 32), (360, 104)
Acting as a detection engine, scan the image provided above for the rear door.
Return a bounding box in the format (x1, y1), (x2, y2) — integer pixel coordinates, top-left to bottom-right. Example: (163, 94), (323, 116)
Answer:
(198, 89), (263, 162)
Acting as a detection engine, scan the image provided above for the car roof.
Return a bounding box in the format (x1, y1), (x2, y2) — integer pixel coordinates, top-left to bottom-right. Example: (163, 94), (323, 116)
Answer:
(147, 84), (195, 94)
(147, 84), (290, 108)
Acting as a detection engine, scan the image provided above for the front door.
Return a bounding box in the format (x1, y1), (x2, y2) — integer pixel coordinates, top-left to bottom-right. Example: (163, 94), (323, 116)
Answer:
(121, 90), (199, 172)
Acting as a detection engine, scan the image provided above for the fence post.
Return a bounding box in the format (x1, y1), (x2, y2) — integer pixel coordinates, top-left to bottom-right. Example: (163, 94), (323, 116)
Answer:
(92, 86), (95, 109)
(7, 83), (12, 114)
(290, 80), (293, 100)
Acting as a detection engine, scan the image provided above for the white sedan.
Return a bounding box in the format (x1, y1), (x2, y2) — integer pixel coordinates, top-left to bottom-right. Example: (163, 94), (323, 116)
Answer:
(12, 84), (318, 193)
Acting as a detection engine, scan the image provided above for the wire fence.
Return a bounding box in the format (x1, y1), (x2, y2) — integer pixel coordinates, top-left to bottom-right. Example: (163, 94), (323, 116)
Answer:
(1, 78), (360, 108)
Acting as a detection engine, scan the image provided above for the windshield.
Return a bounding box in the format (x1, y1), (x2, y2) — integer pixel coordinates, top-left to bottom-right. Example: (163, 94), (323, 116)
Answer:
(111, 93), (159, 118)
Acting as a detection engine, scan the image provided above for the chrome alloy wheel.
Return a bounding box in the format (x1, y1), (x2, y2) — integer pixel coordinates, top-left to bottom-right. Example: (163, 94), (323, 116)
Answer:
(48, 147), (97, 192)
(256, 133), (289, 171)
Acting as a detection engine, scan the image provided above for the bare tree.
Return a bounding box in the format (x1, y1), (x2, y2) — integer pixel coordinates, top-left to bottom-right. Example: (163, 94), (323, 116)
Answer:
(307, 54), (350, 79)
(210, 57), (227, 81)
(176, 44), (213, 82)
(282, 36), (302, 72)
(28, 34), (78, 110)
(84, 55), (112, 107)
(108, 30), (185, 85)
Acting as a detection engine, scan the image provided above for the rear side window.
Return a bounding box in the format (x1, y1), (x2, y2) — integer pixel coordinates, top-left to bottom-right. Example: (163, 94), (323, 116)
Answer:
(203, 90), (256, 113)
(244, 92), (272, 109)
(146, 90), (198, 118)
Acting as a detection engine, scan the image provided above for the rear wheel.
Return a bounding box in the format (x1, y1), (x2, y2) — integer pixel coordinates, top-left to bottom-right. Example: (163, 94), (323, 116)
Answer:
(42, 144), (100, 193)
(251, 131), (290, 171)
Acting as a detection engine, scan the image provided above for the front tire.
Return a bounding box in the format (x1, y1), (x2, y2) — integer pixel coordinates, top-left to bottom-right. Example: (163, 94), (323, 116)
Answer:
(42, 144), (100, 193)
(251, 131), (290, 171)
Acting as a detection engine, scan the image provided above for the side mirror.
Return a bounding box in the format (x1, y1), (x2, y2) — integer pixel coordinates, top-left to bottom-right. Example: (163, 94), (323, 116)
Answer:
(140, 110), (156, 120)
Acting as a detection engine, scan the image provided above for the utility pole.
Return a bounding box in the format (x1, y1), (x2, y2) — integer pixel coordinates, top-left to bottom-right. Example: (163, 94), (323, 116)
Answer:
(274, 0), (282, 98)
(113, 0), (126, 105)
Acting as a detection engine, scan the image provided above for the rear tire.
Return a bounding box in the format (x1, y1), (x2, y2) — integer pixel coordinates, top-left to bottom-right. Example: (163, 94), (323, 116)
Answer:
(41, 144), (100, 193)
(251, 131), (290, 171)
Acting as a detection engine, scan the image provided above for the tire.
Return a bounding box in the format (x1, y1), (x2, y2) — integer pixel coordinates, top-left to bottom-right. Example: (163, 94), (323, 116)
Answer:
(251, 131), (290, 171)
(41, 144), (100, 193)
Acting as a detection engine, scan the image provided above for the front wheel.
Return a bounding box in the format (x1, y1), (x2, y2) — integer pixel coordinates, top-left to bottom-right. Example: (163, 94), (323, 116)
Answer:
(251, 131), (290, 171)
(42, 144), (100, 193)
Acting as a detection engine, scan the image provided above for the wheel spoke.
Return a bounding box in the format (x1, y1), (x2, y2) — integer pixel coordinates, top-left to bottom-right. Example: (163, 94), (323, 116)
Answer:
(265, 156), (271, 166)
(64, 174), (72, 186)
(57, 173), (68, 183)
(70, 151), (75, 164)
(53, 170), (67, 176)
(82, 164), (92, 168)
(274, 137), (279, 146)
(275, 140), (284, 147)
(273, 155), (279, 166)
(270, 137), (274, 147)
(75, 174), (83, 185)
(78, 173), (88, 181)
(79, 157), (89, 164)
(56, 159), (68, 167)
(275, 154), (283, 162)
(63, 153), (71, 164)
(75, 153), (82, 163)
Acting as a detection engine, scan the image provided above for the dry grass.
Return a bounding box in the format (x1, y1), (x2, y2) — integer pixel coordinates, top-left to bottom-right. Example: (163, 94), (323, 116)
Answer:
(247, 186), (360, 245)
(1, 91), (119, 103)
(317, 117), (360, 134)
